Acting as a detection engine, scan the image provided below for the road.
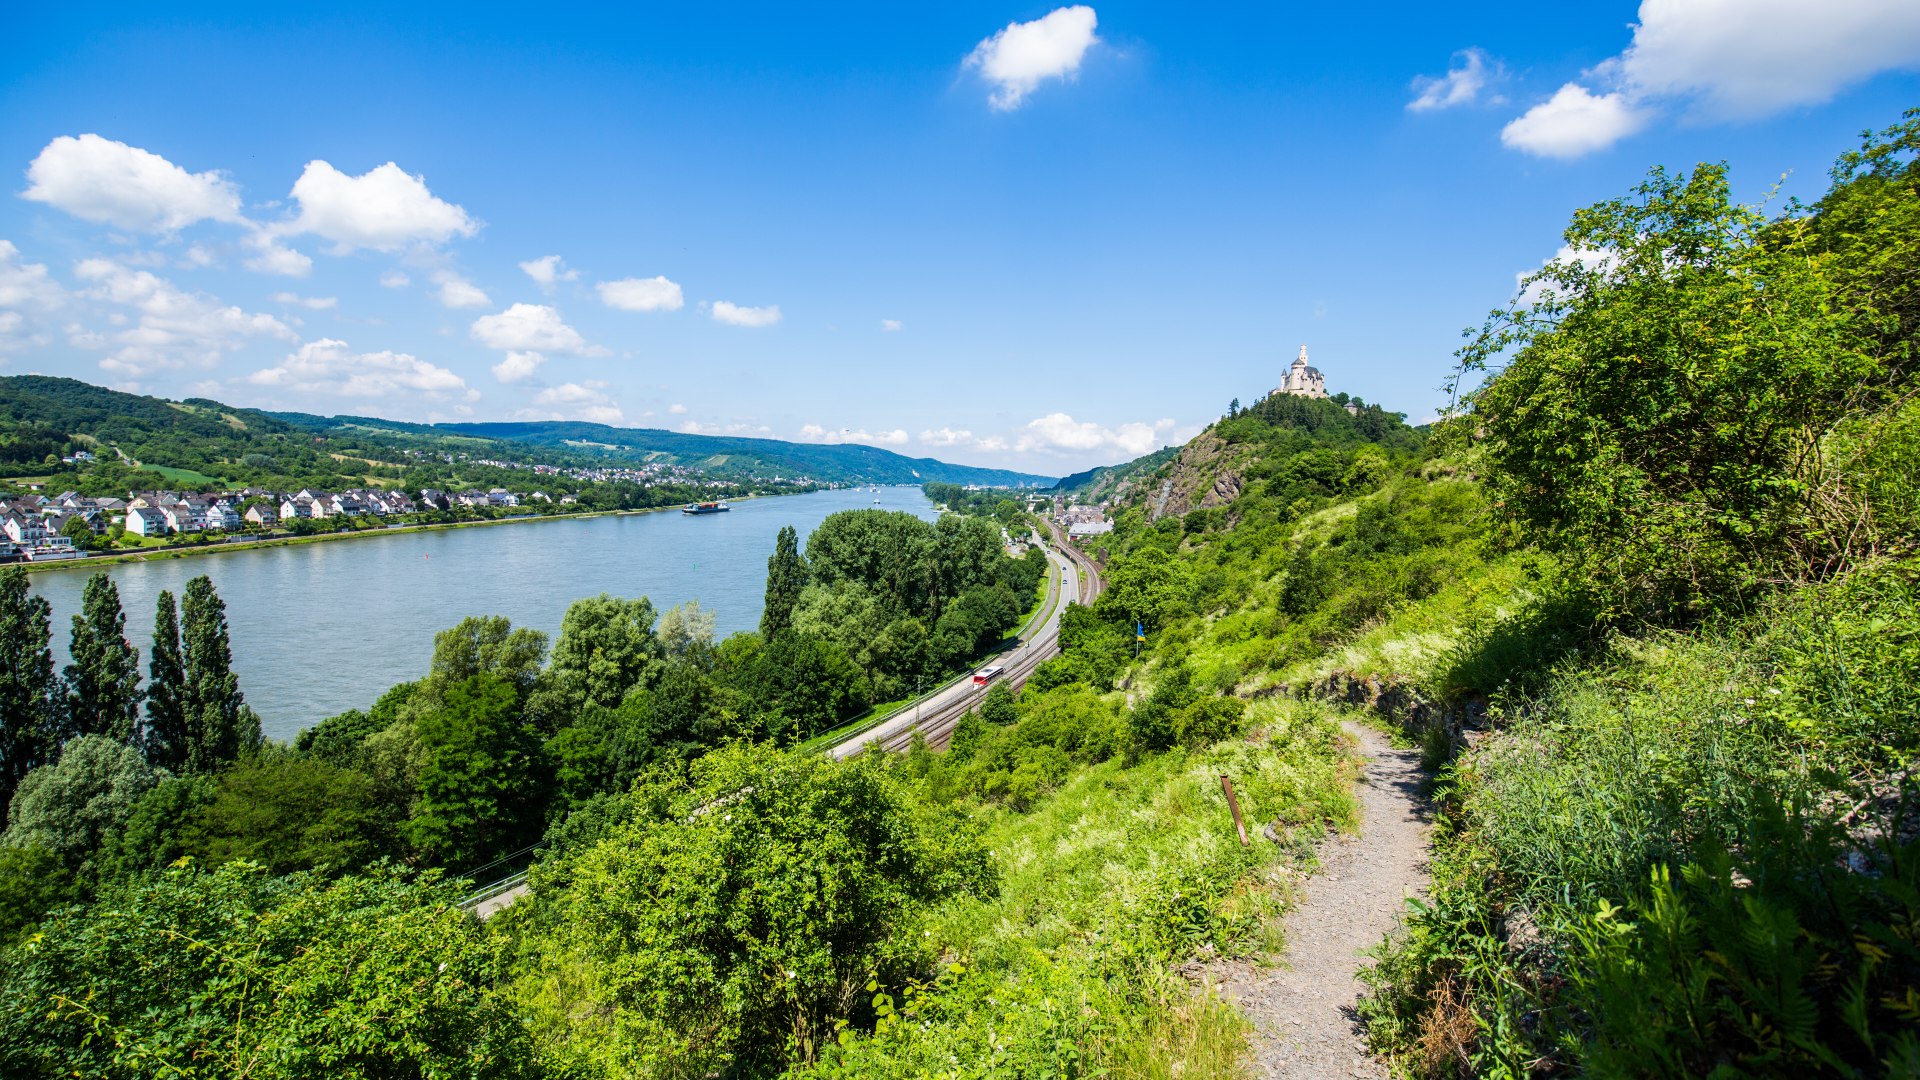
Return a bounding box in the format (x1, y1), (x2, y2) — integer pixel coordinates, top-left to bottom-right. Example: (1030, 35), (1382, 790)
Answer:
(829, 521), (1104, 756)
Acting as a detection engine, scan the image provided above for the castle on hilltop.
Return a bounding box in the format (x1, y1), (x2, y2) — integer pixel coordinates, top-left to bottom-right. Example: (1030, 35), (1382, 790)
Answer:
(1274, 345), (1327, 399)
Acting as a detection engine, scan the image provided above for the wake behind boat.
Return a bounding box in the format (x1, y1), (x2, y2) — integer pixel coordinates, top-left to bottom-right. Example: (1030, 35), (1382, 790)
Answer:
(682, 500), (730, 515)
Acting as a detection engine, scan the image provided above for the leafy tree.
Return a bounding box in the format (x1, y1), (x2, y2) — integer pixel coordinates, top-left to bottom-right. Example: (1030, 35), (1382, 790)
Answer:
(656, 598), (716, 659)
(0, 565), (59, 823)
(1126, 662), (1195, 754)
(530, 597), (657, 727)
(63, 574), (141, 746)
(180, 576), (257, 772)
(1099, 546), (1195, 630)
(295, 682), (415, 766)
(761, 523), (808, 638)
(806, 509), (934, 617)
(94, 774), (215, 882)
(747, 633), (871, 742)
(0, 862), (540, 1079)
(141, 590), (187, 771)
(417, 615), (548, 707)
(405, 673), (545, 871)
(2, 735), (163, 878)
(517, 743), (994, 1077)
(0, 844), (78, 945)
(978, 681), (1017, 726)
(58, 515), (94, 550)
(180, 753), (394, 876)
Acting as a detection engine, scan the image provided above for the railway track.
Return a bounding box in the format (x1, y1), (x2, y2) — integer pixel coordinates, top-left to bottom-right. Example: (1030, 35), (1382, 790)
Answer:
(844, 521), (1105, 755)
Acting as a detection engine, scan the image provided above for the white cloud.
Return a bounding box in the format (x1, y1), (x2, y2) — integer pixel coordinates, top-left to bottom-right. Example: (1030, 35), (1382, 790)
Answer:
(1501, 0), (1920, 158)
(433, 271), (490, 309)
(797, 423), (909, 446)
(74, 258), (296, 376)
(270, 292), (337, 310)
(710, 300), (781, 327)
(880, 318), (902, 332)
(1619, 0), (1920, 119)
(181, 245), (217, 268)
(1408, 48), (1502, 111)
(678, 418), (774, 437)
(0, 241), (66, 312)
(599, 275), (685, 312)
(469, 302), (602, 354)
(1014, 412), (1175, 456)
(965, 6), (1100, 111)
(20, 134), (244, 233)
(491, 350), (545, 384)
(526, 380), (623, 424)
(277, 160), (477, 252)
(918, 427), (973, 447)
(1501, 85), (1648, 158)
(1516, 244), (1615, 305)
(243, 233), (313, 277)
(379, 269), (411, 289)
(519, 254), (579, 287)
(668, 403), (688, 414)
(249, 337), (475, 401)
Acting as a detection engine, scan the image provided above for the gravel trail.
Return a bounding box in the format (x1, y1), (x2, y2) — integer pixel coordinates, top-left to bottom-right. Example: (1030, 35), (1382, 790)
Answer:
(1215, 722), (1432, 1078)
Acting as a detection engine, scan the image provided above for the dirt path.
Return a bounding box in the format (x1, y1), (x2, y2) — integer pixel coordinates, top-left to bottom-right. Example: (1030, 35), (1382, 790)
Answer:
(1215, 722), (1432, 1078)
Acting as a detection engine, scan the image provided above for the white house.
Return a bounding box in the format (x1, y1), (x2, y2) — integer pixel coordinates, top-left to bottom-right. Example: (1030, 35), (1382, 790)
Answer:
(125, 507), (168, 537)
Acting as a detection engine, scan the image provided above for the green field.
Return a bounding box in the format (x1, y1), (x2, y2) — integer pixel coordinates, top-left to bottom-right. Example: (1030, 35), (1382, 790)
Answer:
(142, 464), (228, 485)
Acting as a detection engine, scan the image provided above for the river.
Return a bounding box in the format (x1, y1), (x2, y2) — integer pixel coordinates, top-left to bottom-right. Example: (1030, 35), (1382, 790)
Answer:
(28, 486), (938, 742)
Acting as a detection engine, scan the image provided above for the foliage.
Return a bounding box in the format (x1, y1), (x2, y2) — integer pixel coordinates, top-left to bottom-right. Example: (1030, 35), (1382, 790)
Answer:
(0, 566), (58, 823)
(62, 575), (141, 746)
(179, 752), (396, 876)
(514, 742), (995, 1077)
(762, 523), (808, 638)
(0, 844), (78, 945)
(0, 861), (539, 1079)
(529, 595), (658, 725)
(406, 674), (546, 871)
(180, 576), (259, 771)
(3, 735), (162, 879)
(142, 589), (187, 772)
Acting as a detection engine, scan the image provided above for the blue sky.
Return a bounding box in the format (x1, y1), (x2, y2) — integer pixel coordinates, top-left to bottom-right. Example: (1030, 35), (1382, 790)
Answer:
(2, 2), (1917, 475)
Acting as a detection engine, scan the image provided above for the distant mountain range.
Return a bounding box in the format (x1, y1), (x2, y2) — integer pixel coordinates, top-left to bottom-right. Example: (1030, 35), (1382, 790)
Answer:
(0, 376), (1056, 489)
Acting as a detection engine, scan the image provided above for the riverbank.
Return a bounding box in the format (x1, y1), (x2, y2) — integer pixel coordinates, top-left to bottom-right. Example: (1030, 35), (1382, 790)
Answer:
(20, 496), (771, 575)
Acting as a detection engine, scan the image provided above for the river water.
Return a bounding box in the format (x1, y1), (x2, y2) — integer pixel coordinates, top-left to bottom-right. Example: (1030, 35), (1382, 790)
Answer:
(28, 486), (937, 743)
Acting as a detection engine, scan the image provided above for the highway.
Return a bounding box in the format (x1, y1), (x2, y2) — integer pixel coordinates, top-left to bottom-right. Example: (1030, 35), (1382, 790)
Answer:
(829, 520), (1105, 756)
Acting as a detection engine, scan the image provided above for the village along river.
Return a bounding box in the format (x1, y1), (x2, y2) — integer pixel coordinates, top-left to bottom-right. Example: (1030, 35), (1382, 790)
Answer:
(29, 486), (939, 743)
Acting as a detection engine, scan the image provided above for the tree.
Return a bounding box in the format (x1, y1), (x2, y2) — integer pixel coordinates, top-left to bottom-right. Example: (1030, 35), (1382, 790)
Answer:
(63, 574), (141, 746)
(1100, 546), (1195, 630)
(417, 615), (548, 713)
(516, 743), (994, 1078)
(657, 599), (716, 659)
(2, 734), (163, 878)
(142, 590), (188, 771)
(59, 515), (94, 550)
(530, 597), (656, 726)
(746, 633), (871, 742)
(405, 673), (545, 871)
(0, 565), (59, 823)
(760, 523), (807, 638)
(181, 753), (394, 876)
(180, 575), (257, 771)
(1228, 396), (1241, 418)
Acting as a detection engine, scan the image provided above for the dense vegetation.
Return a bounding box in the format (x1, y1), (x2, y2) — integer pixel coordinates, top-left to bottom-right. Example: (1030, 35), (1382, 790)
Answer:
(3, 107), (1914, 1080)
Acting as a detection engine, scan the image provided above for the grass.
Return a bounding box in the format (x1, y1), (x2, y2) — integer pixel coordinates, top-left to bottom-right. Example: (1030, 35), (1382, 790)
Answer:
(143, 464), (227, 485)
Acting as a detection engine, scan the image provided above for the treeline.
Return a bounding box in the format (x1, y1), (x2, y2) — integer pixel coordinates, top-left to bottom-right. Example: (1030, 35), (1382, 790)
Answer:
(920, 481), (1033, 529)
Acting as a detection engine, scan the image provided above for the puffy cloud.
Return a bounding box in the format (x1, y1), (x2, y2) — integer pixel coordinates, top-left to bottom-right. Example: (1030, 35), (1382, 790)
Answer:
(20, 134), (244, 233)
(1619, 0), (1920, 119)
(1014, 412), (1174, 456)
(1500, 85), (1648, 158)
(678, 418), (774, 436)
(668, 403), (688, 414)
(1501, 0), (1920, 158)
(242, 232), (313, 277)
(491, 350), (544, 384)
(379, 269), (411, 289)
(797, 423), (909, 446)
(710, 300), (781, 327)
(1408, 48), (1502, 111)
(277, 160), (477, 252)
(965, 6), (1100, 111)
(249, 337), (475, 401)
(599, 275), (685, 312)
(527, 380), (623, 424)
(880, 318), (902, 332)
(433, 272), (490, 309)
(270, 292), (337, 310)
(918, 427), (973, 447)
(469, 302), (602, 354)
(73, 258), (296, 375)
(519, 255), (579, 286)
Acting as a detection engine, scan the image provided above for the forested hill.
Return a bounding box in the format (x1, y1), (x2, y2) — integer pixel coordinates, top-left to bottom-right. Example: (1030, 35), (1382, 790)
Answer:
(290, 416), (1054, 487)
(0, 375), (1053, 489)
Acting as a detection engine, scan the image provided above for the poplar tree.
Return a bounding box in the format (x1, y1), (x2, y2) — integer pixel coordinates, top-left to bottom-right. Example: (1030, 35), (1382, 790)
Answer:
(144, 590), (188, 771)
(64, 574), (142, 746)
(181, 575), (257, 771)
(0, 565), (59, 822)
(759, 525), (807, 639)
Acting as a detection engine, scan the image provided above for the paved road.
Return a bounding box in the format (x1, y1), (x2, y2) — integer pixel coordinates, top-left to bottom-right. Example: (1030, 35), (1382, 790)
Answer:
(830, 522), (1103, 756)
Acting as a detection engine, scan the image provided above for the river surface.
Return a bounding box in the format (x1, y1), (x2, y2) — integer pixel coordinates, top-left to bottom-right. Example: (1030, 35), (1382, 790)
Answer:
(29, 487), (937, 742)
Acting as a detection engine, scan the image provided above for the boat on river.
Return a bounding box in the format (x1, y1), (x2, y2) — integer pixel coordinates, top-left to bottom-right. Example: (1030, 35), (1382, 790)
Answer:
(681, 501), (729, 515)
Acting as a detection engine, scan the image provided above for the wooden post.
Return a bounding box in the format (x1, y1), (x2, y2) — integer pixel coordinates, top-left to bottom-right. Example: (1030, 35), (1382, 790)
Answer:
(1220, 775), (1248, 846)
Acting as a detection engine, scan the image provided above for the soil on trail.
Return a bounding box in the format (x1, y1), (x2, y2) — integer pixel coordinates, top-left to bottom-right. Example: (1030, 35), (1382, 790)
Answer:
(1214, 722), (1432, 1078)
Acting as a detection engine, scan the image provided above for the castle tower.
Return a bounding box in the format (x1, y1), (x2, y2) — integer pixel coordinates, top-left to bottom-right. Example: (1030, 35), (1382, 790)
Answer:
(1275, 344), (1328, 399)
